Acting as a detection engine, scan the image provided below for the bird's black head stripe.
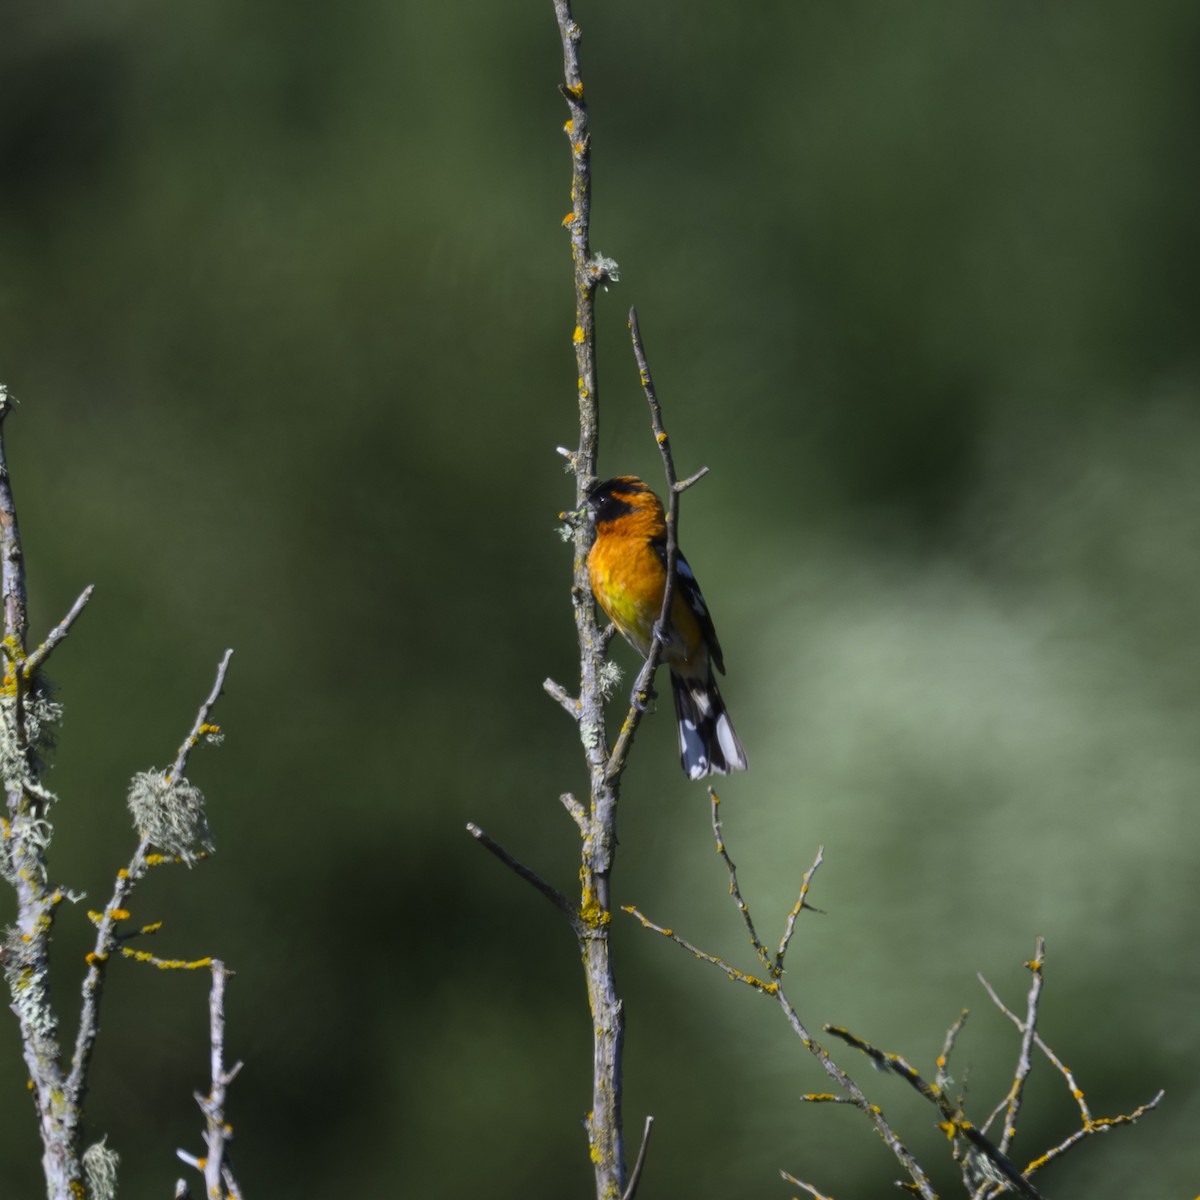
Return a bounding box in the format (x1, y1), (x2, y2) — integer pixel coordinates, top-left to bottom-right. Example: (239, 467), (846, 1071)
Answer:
(587, 477), (649, 525)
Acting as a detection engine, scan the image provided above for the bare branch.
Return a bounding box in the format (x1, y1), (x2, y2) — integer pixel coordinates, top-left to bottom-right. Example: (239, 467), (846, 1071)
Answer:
(550, 4), (629, 1190)
(623, 904), (777, 992)
(553, 0), (601, 491)
(560, 792), (587, 831)
(467, 823), (577, 923)
(0, 386), (29, 652)
(779, 1170), (836, 1200)
(620, 1115), (655, 1200)
(175, 961), (244, 1200)
(676, 466), (709, 492)
(171, 648), (234, 780)
(23, 585), (96, 678)
(936, 1009), (970, 1092)
(1019, 1089), (1164, 1182)
(603, 306), (707, 785)
(543, 676), (580, 719)
(995, 939), (1045, 1153)
(776, 845), (825, 971)
(709, 789), (772, 973)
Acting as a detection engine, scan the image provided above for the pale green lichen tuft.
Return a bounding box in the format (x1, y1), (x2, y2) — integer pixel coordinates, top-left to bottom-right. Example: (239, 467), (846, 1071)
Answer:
(23, 690), (64, 756)
(3, 926), (56, 1039)
(597, 659), (623, 699)
(0, 688), (63, 808)
(127, 770), (214, 865)
(588, 252), (620, 285)
(83, 1136), (120, 1200)
(964, 1147), (1008, 1191)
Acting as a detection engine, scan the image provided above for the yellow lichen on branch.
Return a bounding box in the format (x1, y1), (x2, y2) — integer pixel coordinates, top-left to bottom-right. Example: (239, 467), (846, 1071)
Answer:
(120, 948), (213, 971)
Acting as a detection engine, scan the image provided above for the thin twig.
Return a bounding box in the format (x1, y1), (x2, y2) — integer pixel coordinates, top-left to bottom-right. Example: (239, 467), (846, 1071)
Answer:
(995, 939), (1045, 1153)
(603, 307), (703, 784)
(171, 649), (234, 780)
(23, 585), (95, 677)
(467, 823), (577, 924)
(0, 386), (29, 654)
(543, 676), (581, 719)
(936, 1009), (970, 1092)
(620, 1115), (655, 1200)
(559, 791), (587, 831)
(779, 1170), (836, 1200)
(710, 790), (772, 973)
(775, 844), (825, 971)
(554, 0), (601, 490)
(1019, 1089), (1164, 1182)
(623, 904), (778, 992)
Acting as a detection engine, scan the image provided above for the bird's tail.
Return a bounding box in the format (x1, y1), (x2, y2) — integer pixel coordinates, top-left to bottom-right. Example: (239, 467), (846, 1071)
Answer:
(670, 670), (748, 780)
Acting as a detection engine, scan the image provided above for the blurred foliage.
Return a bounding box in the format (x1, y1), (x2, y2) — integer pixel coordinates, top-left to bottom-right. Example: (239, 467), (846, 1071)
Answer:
(1, 0), (1198, 1196)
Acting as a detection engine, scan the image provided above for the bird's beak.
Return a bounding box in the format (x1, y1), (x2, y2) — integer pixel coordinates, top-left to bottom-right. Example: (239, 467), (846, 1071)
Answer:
(559, 503), (589, 528)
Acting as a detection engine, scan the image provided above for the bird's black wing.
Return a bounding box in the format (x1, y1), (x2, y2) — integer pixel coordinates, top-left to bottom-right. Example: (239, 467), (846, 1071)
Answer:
(652, 538), (726, 675)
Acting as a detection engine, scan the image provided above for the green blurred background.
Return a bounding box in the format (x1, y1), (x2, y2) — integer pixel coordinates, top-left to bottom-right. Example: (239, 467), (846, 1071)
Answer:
(2, 0), (1198, 1195)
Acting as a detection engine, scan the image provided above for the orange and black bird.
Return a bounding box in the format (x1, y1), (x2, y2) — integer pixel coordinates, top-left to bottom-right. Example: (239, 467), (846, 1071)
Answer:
(582, 475), (747, 779)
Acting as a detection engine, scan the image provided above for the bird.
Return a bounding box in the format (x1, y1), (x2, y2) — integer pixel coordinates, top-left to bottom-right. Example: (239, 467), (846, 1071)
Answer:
(580, 474), (747, 779)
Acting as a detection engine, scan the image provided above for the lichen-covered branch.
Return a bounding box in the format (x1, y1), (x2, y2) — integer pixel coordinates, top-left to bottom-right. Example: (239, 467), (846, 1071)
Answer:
(70, 650), (233, 1111)
(0, 384), (85, 1199)
(0, 386), (239, 1198)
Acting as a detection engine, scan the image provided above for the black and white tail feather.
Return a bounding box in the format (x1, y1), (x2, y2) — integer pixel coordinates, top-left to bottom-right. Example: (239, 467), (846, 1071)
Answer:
(670, 670), (747, 780)
(667, 551), (747, 779)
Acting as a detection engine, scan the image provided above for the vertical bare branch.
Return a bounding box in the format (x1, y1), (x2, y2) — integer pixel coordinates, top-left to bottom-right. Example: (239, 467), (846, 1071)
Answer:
(597, 309), (705, 782)
(601, 310), (707, 785)
(176, 961), (244, 1200)
(473, 8), (632, 1194)
(553, 0), (603, 498)
(556, 2), (626, 1192)
(0, 388), (29, 653)
(997, 938), (1045, 1153)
